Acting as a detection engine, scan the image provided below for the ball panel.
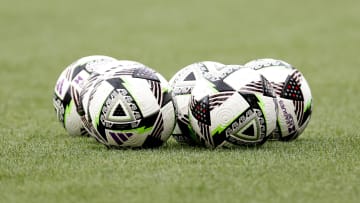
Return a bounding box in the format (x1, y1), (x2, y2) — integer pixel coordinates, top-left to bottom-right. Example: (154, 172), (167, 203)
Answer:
(257, 95), (277, 136)
(121, 76), (160, 118)
(223, 67), (258, 90)
(209, 92), (250, 136)
(88, 81), (115, 127)
(277, 99), (297, 136)
(160, 102), (176, 141)
(63, 100), (86, 136)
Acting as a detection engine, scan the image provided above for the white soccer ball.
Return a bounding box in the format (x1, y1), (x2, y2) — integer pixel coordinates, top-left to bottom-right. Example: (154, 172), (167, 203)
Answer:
(245, 58), (313, 141)
(53, 55), (118, 136)
(81, 62), (176, 148)
(169, 61), (225, 145)
(76, 60), (149, 141)
(189, 66), (277, 148)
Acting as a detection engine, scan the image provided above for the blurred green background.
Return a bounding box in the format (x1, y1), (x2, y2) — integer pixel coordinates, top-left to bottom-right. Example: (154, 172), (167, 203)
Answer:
(1, 0), (359, 202)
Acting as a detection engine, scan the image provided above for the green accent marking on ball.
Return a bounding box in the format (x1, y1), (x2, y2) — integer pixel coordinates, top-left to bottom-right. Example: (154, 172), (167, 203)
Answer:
(112, 126), (153, 134)
(162, 86), (169, 93)
(211, 125), (226, 137)
(188, 124), (199, 142)
(134, 126), (153, 134)
(304, 98), (312, 112)
(187, 113), (201, 143)
(95, 96), (108, 128)
(255, 94), (267, 122)
(63, 100), (74, 129)
(205, 80), (219, 94)
(95, 111), (101, 128)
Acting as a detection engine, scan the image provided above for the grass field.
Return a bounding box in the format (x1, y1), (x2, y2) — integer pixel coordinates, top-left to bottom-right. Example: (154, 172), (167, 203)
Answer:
(1, 0), (360, 202)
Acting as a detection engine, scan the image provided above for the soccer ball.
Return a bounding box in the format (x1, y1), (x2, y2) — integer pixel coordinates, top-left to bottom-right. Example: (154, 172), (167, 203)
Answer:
(245, 58), (313, 141)
(189, 66), (277, 148)
(81, 62), (176, 148)
(53, 55), (118, 136)
(169, 61), (225, 145)
(76, 60), (151, 139)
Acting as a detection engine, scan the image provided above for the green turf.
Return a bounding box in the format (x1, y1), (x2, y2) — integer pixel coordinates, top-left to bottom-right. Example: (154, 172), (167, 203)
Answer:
(1, 0), (360, 202)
